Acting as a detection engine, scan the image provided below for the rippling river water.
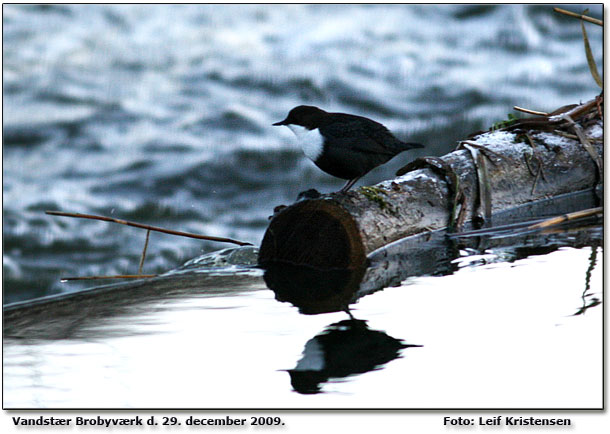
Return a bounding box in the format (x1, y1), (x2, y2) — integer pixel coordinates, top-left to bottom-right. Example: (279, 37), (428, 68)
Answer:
(3, 4), (602, 302)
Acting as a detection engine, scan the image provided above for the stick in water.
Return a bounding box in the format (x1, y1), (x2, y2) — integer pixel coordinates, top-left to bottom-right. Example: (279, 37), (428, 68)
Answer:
(527, 207), (603, 230)
(138, 229), (151, 274)
(60, 275), (158, 282)
(45, 210), (253, 246)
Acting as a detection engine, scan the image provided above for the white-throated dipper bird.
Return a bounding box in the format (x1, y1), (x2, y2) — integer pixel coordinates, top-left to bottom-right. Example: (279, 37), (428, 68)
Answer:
(273, 105), (423, 193)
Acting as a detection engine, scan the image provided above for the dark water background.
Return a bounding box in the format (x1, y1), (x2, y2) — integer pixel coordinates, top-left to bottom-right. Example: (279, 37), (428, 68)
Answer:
(2, 4), (603, 303)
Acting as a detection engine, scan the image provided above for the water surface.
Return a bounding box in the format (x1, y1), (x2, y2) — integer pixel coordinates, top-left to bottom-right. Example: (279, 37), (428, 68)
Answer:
(3, 239), (602, 408)
(3, 4), (603, 301)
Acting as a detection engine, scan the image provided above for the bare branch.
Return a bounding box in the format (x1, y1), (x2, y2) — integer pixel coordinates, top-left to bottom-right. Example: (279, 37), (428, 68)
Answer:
(553, 7), (603, 26)
(45, 210), (253, 246)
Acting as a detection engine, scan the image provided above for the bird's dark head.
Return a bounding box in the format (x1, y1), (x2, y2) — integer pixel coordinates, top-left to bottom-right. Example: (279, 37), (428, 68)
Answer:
(273, 105), (327, 129)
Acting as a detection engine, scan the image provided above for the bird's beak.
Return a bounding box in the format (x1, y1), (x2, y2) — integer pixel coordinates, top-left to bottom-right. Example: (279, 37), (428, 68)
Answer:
(272, 118), (288, 126)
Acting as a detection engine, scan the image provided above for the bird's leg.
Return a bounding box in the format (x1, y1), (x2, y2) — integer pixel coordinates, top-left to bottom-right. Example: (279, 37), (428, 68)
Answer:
(344, 307), (356, 320)
(339, 177), (361, 193)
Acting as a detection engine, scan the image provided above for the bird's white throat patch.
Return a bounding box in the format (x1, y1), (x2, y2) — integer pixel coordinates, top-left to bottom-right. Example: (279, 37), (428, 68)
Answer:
(286, 124), (324, 161)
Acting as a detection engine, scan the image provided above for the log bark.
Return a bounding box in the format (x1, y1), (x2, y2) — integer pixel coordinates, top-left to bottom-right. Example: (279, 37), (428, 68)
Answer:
(259, 102), (602, 269)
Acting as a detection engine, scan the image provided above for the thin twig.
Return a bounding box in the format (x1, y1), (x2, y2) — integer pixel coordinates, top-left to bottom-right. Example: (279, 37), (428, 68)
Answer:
(523, 153), (535, 176)
(61, 274), (158, 282)
(553, 130), (602, 143)
(462, 144), (491, 222)
(580, 16), (603, 88)
(553, 131), (579, 140)
(527, 207), (603, 230)
(561, 114), (603, 174)
(513, 106), (549, 116)
(138, 229), (151, 274)
(595, 94), (604, 121)
(522, 133), (547, 183)
(547, 98), (599, 123)
(553, 7), (603, 26)
(457, 141), (503, 163)
(531, 164), (542, 195)
(45, 210), (253, 246)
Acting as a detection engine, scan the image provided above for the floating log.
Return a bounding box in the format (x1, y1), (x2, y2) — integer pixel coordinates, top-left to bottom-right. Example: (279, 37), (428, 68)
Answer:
(264, 194), (602, 315)
(259, 98), (603, 269)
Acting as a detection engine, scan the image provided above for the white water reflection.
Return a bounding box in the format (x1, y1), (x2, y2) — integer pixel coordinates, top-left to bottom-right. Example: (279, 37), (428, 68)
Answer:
(3, 246), (601, 408)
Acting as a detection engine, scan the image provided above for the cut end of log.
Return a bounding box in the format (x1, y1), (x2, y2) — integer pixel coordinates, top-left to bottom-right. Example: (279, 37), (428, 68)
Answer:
(258, 199), (366, 269)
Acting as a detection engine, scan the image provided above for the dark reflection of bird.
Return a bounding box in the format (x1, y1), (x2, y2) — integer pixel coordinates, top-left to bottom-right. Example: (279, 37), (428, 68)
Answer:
(273, 105), (424, 193)
(287, 319), (421, 394)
